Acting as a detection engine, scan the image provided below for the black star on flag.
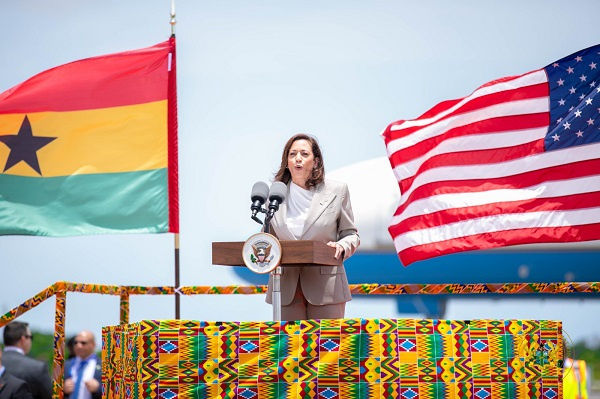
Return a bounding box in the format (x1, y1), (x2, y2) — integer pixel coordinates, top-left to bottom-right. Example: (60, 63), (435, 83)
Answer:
(0, 115), (56, 175)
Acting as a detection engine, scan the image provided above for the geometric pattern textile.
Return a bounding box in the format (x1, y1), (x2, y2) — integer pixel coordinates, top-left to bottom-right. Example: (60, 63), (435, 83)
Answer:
(102, 319), (563, 399)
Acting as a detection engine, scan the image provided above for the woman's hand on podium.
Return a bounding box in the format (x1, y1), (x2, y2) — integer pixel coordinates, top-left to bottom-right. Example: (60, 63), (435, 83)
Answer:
(327, 241), (344, 259)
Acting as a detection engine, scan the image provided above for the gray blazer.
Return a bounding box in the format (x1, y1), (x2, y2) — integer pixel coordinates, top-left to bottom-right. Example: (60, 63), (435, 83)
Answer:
(266, 179), (360, 306)
(0, 371), (33, 399)
(1, 351), (51, 399)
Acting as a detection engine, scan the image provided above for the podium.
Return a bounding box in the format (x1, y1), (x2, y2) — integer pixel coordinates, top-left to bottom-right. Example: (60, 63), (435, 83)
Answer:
(212, 240), (341, 320)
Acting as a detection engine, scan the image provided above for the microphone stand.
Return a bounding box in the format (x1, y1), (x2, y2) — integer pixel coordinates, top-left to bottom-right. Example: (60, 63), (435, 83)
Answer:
(261, 209), (280, 320)
(263, 214), (272, 234)
(250, 200), (283, 321)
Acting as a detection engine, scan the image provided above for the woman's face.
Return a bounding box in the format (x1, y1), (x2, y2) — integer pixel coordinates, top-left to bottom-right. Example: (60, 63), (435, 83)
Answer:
(287, 139), (315, 188)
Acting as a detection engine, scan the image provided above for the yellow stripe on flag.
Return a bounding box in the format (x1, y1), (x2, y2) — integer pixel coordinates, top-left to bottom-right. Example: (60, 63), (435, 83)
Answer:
(0, 100), (167, 177)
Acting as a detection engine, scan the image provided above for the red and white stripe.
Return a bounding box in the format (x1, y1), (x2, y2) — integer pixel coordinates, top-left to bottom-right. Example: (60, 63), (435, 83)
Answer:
(382, 69), (600, 265)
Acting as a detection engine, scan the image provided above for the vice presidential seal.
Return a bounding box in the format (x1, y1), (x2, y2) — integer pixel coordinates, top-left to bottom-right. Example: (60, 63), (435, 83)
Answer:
(242, 232), (282, 274)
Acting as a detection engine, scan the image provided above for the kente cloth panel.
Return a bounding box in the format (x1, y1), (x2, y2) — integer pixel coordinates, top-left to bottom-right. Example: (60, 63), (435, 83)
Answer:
(102, 319), (563, 399)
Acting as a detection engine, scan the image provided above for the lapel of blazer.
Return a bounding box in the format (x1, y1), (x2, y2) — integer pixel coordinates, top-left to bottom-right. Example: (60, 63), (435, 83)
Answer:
(272, 184), (296, 240)
(0, 373), (6, 394)
(301, 182), (336, 237)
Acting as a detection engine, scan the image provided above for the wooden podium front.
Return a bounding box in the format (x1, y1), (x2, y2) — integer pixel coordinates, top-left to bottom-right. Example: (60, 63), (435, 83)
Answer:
(212, 240), (342, 267)
(212, 240), (341, 320)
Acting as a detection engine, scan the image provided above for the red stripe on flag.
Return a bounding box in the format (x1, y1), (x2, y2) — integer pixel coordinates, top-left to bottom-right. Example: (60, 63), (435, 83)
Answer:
(390, 190), (600, 236)
(384, 81), (548, 144)
(167, 37), (179, 234)
(0, 41), (171, 113)
(389, 113), (549, 169)
(415, 98), (463, 120)
(398, 138), (546, 194)
(405, 73), (540, 124)
(393, 157), (600, 217)
(398, 222), (600, 266)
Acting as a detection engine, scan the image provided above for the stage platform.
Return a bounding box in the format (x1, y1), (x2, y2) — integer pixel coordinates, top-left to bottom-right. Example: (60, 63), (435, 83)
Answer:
(102, 318), (563, 399)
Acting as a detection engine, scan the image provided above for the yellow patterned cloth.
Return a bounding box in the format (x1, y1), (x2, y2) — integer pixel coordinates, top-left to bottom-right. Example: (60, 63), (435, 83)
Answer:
(102, 319), (563, 399)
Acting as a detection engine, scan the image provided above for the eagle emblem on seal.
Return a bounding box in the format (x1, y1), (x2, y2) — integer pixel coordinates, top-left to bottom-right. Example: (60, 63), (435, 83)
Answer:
(251, 240), (273, 265)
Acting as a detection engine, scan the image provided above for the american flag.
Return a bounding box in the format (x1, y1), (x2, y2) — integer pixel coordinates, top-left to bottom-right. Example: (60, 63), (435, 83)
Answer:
(382, 44), (600, 266)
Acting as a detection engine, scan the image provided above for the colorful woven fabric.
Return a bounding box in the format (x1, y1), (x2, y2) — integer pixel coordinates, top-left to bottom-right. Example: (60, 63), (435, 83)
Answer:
(102, 319), (563, 399)
(2, 281), (598, 328)
(0, 282), (581, 399)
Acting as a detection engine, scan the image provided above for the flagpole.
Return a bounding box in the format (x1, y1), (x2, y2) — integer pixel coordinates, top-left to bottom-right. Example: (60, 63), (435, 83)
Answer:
(170, 0), (180, 319)
(170, 0), (176, 37)
(174, 233), (180, 319)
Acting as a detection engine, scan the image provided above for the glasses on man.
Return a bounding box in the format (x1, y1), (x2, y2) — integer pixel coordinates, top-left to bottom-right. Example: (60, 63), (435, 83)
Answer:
(24, 335), (34, 341)
(74, 340), (89, 345)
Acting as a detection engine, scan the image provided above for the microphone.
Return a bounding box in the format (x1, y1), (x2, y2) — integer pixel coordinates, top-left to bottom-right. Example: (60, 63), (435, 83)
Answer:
(267, 181), (287, 218)
(250, 181), (269, 225)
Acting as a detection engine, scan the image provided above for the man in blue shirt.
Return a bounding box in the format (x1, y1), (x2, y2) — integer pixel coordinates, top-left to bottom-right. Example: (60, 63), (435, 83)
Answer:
(63, 331), (101, 399)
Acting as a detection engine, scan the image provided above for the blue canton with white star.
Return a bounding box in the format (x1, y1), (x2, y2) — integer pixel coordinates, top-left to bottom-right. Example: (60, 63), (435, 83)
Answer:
(544, 44), (600, 151)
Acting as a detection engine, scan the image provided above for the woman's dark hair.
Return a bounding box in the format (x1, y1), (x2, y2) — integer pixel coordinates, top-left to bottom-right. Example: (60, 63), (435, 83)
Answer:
(274, 134), (325, 189)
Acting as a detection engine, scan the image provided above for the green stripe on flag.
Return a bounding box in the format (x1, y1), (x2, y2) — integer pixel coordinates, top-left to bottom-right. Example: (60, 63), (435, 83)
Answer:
(0, 169), (168, 236)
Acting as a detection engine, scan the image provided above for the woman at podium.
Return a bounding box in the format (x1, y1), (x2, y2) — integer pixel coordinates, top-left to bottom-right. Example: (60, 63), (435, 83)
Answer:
(265, 134), (360, 320)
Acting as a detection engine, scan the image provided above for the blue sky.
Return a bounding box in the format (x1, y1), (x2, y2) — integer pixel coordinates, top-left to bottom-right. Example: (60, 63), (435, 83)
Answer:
(1, 0), (599, 346)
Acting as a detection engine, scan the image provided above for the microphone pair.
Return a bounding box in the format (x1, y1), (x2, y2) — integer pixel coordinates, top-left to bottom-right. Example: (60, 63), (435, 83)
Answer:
(250, 181), (287, 225)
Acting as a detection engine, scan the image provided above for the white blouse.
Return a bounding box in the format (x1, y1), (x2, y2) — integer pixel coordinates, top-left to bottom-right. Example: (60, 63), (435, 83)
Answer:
(286, 182), (314, 238)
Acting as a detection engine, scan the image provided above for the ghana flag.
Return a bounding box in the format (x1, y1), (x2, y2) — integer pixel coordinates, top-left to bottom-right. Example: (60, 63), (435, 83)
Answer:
(0, 38), (178, 236)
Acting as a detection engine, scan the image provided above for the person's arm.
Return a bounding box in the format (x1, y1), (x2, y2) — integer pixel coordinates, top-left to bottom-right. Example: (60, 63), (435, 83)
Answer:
(335, 183), (360, 259)
(89, 363), (103, 399)
(12, 378), (34, 399)
(63, 359), (75, 397)
(36, 361), (53, 399)
(586, 364), (592, 396)
(85, 378), (101, 399)
(63, 377), (75, 395)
